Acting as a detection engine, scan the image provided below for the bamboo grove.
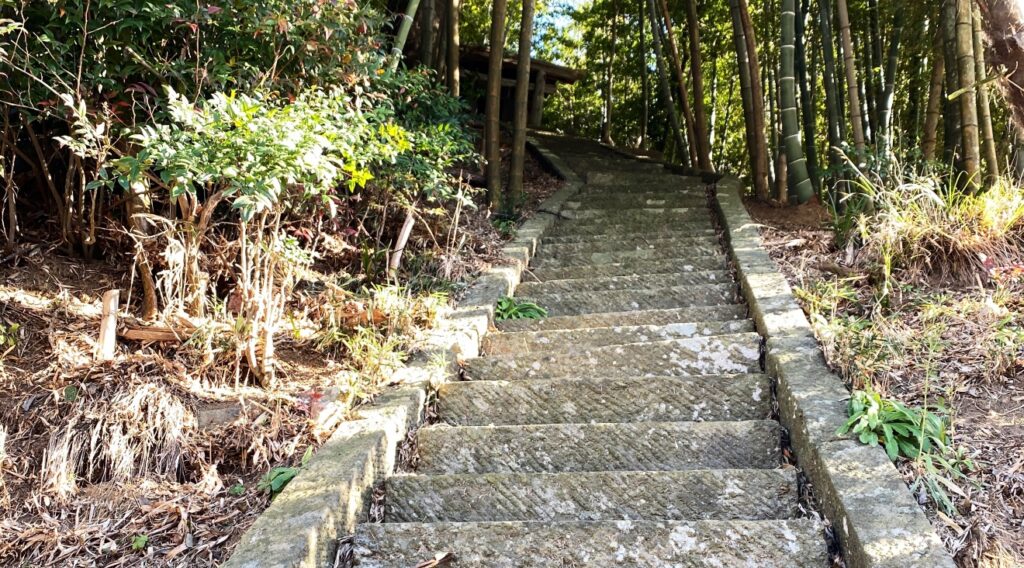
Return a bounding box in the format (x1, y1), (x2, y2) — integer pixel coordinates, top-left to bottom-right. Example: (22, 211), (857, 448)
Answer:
(526, 0), (1024, 207)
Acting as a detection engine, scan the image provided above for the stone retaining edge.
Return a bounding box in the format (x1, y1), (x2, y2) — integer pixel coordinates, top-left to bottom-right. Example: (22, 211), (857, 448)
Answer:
(223, 137), (582, 568)
(712, 175), (955, 568)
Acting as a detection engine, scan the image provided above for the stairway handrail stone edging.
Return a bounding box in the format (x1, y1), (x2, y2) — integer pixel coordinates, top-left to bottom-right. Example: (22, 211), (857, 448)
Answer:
(223, 137), (583, 568)
(713, 175), (955, 568)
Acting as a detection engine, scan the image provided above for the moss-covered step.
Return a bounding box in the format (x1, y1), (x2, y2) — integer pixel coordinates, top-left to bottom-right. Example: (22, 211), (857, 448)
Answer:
(514, 285), (739, 317)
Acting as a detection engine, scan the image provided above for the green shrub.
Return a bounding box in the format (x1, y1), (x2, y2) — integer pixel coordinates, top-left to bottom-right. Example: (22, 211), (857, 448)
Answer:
(495, 296), (548, 321)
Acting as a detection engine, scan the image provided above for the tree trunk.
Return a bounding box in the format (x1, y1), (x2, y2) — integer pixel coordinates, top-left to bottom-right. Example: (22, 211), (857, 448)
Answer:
(739, 0), (771, 193)
(921, 35), (946, 161)
(795, 0), (820, 194)
(955, 0), (981, 187)
(977, 0), (1024, 137)
(781, 0), (814, 203)
(836, 0), (866, 154)
(446, 0), (461, 96)
(728, 0), (770, 199)
(943, 0), (963, 165)
(647, 0), (688, 161)
(877, 6), (903, 158)
(529, 68), (546, 128)
(601, 0), (620, 145)
(507, 0), (535, 213)
(390, 0), (423, 70)
(818, 0), (842, 170)
(639, 0), (650, 149)
(658, 0), (698, 167)
(485, 0), (508, 208)
(420, 0), (435, 67)
(972, 4), (1000, 181)
(684, 0), (713, 170)
(866, 0), (883, 141)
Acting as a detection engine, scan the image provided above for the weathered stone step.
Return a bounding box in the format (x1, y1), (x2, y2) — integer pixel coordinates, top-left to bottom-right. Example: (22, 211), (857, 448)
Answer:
(415, 420), (782, 474)
(484, 319), (755, 354)
(495, 305), (747, 332)
(559, 207), (707, 223)
(530, 246), (723, 269)
(541, 227), (718, 244)
(526, 257), (729, 282)
(563, 193), (708, 210)
(463, 333), (761, 380)
(545, 220), (716, 237)
(538, 236), (720, 256)
(384, 469), (799, 523)
(516, 285), (738, 316)
(586, 171), (704, 186)
(438, 374), (770, 425)
(354, 519), (826, 567)
(516, 271), (730, 296)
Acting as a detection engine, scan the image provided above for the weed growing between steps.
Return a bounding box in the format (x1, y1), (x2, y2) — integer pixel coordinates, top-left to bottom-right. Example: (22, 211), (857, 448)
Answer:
(746, 191), (1024, 567)
(495, 296), (548, 321)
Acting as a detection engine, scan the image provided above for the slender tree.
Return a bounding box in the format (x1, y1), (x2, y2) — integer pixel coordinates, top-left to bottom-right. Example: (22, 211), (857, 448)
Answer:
(507, 0), (535, 211)
(795, 0), (820, 192)
(485, 0), (508, 207)
(728, 0), (770, 199)
(684, 0), (713, 170)
(955, 0), (981, 186)
(972, 4), (1000, 180)
(921, 36), (946, 160)
(942, 0), (962, 164)
(446, 0), (462, 96)
(420, 0), (435, 66)
(976, 0), (1024, 135)
(781, 0), (814, 203)
(658, 0), (698, 167)
(739, 0), (771, 192)
(877, 6), (904, 158)
(818, 0), (843, 171)
(638, 0), (650, 149)
(390, 0), (423, 70)
(646, 0), (688, 160)
(601, 0), (620, 145)
(836, 0), (866, 154)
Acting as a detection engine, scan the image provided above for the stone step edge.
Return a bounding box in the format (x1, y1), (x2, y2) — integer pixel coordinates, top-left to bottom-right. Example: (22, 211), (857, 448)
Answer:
(714, 174), (955, 567)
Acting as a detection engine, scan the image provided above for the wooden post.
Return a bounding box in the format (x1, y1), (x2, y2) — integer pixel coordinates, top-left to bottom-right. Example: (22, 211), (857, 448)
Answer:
(98, 290), (119, 361)
(529, 69), (546, 128)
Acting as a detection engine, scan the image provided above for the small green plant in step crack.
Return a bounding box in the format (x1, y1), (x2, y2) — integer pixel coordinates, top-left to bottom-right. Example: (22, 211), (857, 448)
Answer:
(838, 388), (975, 515)
(492, 218), (518, 239)
(257, 446), (314, 497)
(495, 296), (547, 321)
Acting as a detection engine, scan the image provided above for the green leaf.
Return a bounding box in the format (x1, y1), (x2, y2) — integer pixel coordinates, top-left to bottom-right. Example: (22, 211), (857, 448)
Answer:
(131, 534), (149, 551)
(63, 385), (79, 402)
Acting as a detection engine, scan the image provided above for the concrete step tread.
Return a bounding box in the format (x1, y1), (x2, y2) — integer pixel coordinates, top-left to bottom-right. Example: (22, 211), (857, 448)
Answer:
(495, 306), (748, 332)
(515, 271), (732, 296)
(530, 246), (724, 268)
(526, 256), (728, 281)
(463, 332), (762, 380)
(517, 284), (739, 317)
(483, 319), (756, 354)
(437, 373), (771, 425)
(384, 469), (800, 522)
(353, 520), (826, 567)
(545, 220), (716, 237)
(415, 420), (783, 474)
(541, 228), (718, 244)
(536, 236), (722, 256)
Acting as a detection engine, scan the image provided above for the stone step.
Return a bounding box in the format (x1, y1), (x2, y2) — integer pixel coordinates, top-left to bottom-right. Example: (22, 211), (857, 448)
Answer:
(545, 220), (717, 237)
(525, 257), (729, 282)
(586, 171), (704, 186)
(530, 246), (723, 269)
(538, 236), (720, 256)
(354, 519), (826, 567)
(462, 333), (761, 380)
(495, 305), (748, 332)
(563, 193), (708, 210)
(437, 373), (770, 425)
(415, 420), (783, 474)
(484, 319), (756, 354)
(559, 207), (708, 223)
(384, 469), (799, 523)
(541, 228), (719, 244)
(516, 271), (730, 296)
(516, 285), (739, 316)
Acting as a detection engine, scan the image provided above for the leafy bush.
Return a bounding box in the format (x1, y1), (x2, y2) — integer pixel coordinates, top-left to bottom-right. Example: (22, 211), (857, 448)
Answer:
(495, 296), (548, 321)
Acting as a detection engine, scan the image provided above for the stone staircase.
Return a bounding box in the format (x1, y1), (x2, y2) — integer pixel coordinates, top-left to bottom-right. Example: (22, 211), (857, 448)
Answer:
(352, 138), (828, 566)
